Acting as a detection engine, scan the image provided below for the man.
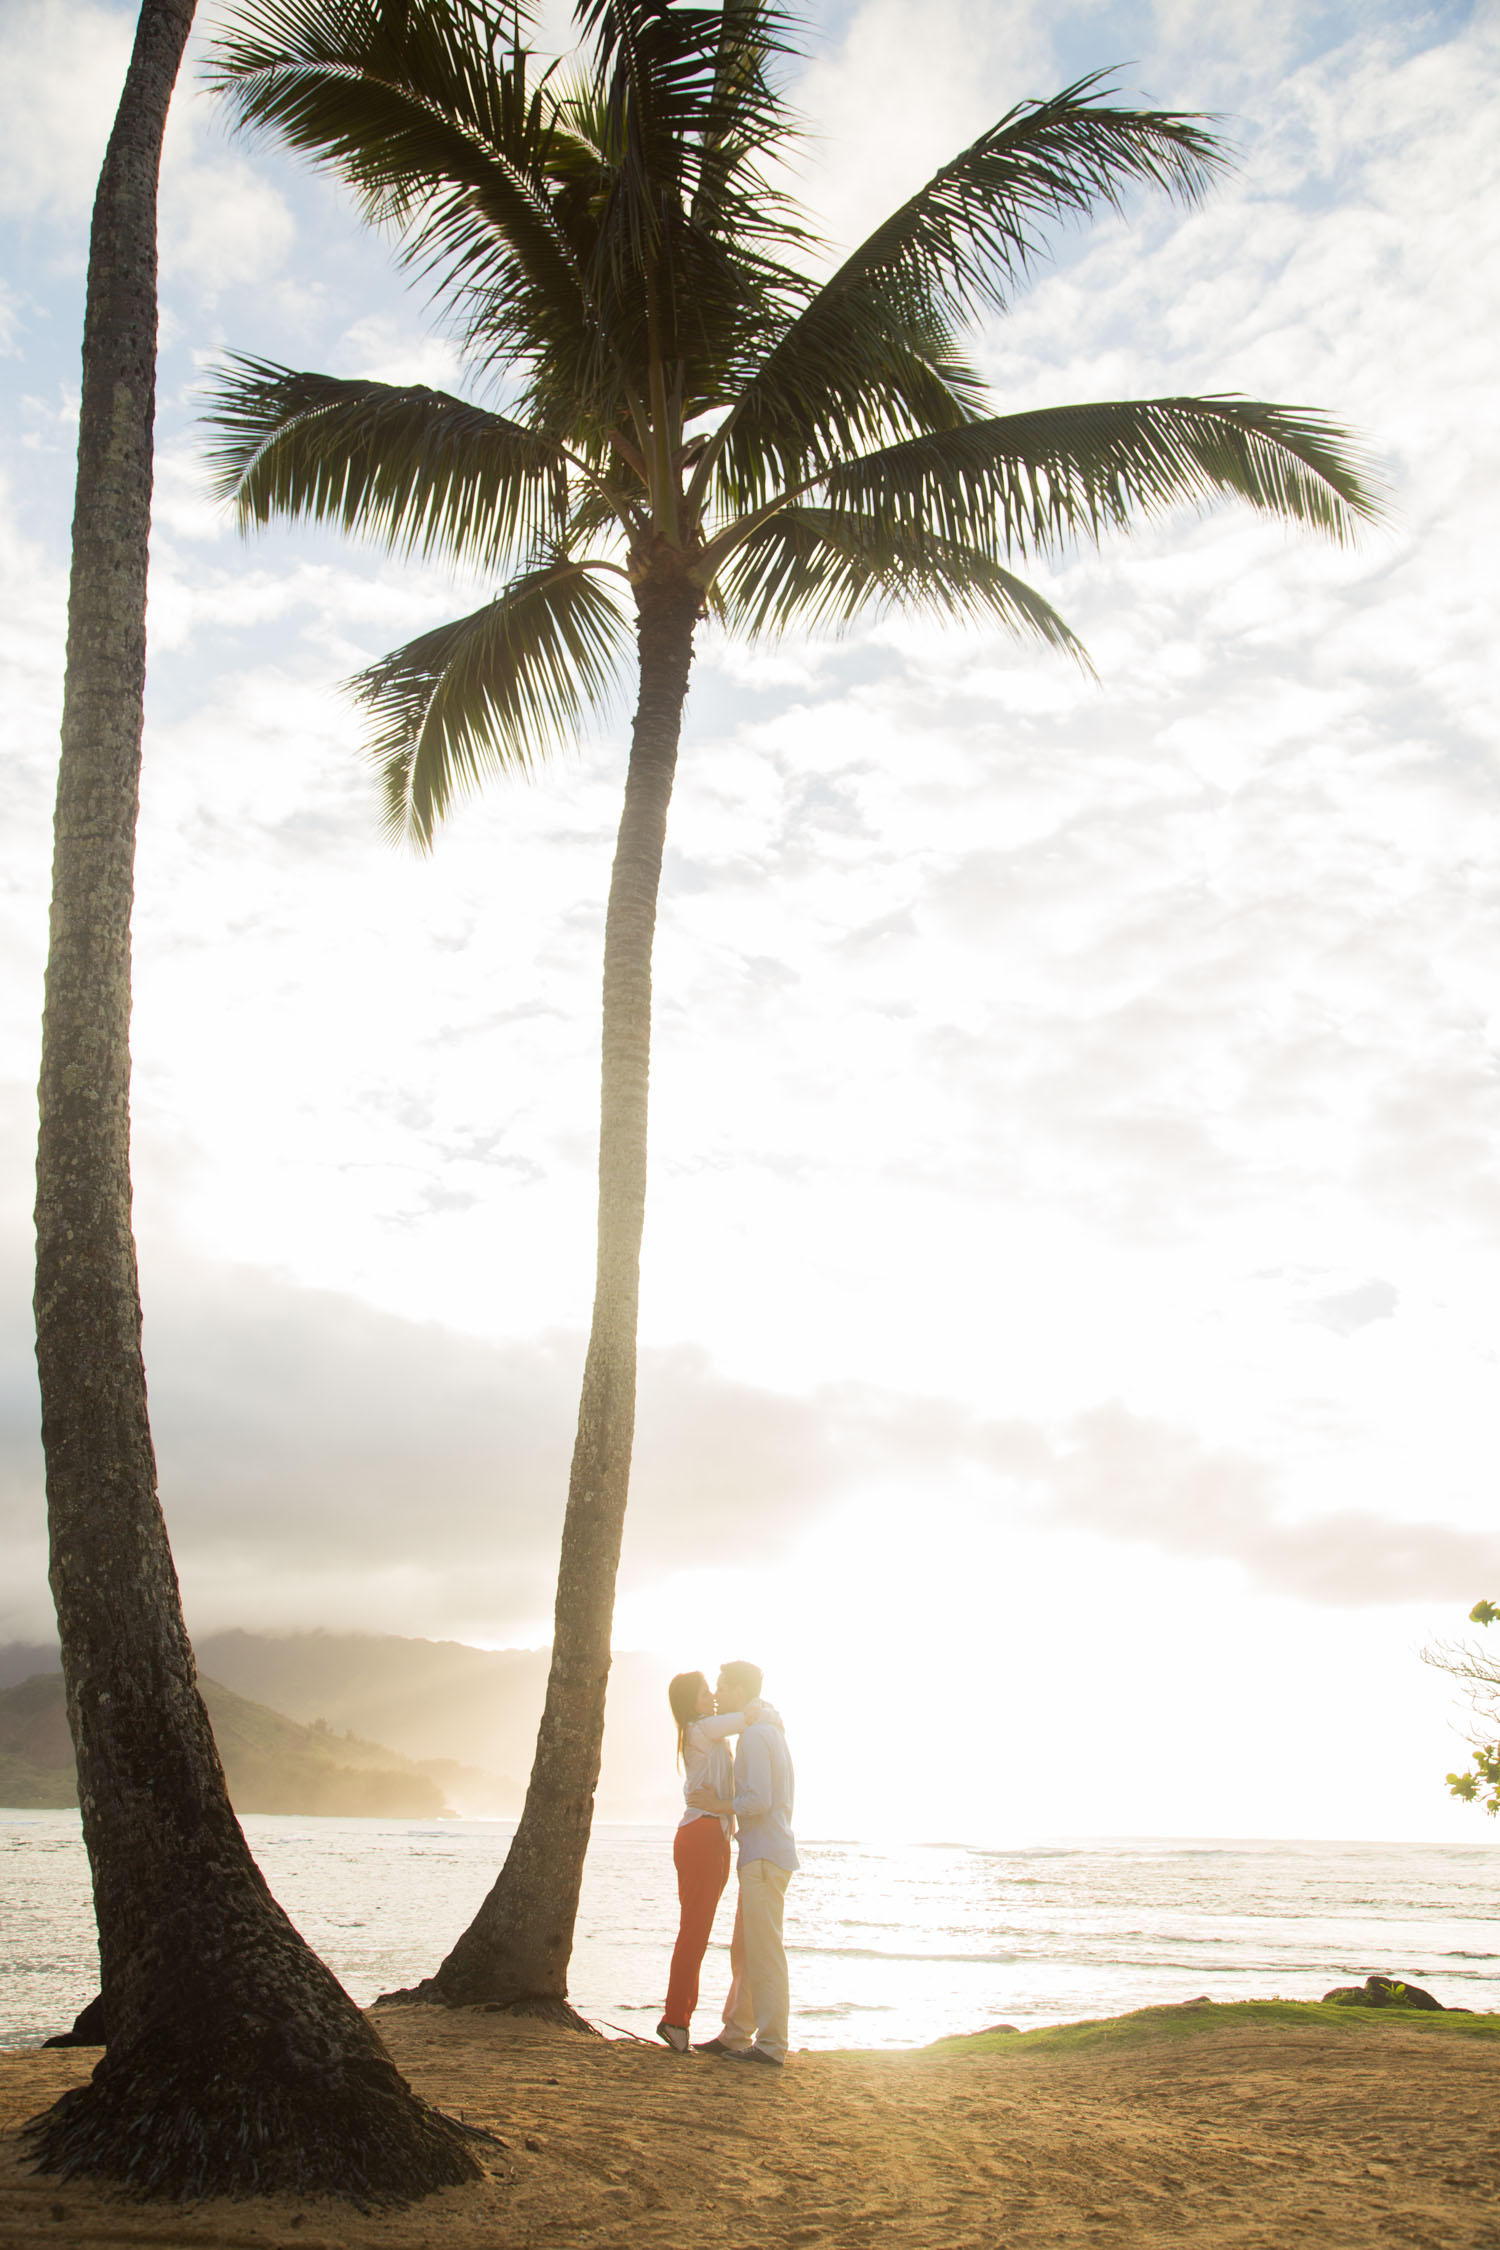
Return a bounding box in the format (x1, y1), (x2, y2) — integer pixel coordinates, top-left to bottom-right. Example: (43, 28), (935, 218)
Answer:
(696, 1659), (798, 2068)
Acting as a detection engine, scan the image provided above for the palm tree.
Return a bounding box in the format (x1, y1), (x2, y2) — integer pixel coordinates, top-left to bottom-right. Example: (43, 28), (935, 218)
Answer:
(206, 0), (1379, 2013)
(30, 0), (486, 2197)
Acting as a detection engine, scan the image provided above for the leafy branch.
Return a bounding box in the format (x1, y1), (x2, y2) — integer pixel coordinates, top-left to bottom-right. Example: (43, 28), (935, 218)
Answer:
(1427, 1601), (1500, 1814)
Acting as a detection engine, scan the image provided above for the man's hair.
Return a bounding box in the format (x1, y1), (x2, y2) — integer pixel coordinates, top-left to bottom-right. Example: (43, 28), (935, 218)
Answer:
(718, 1659), (763, 1703)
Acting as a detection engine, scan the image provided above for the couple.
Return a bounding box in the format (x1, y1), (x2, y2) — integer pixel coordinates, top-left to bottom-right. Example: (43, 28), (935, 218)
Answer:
(657, 1659), (798, 2068)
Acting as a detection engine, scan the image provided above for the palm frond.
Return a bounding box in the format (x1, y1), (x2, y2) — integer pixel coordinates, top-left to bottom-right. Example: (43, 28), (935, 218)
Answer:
(702, 301), (986, 517)
(352, 557), (632, 847)
(714, 505), (1086, 656)
(576, 0), (800, 213)
(844, 72), (1225, 323)
(202, 356), (576, 569)
(209, 0), (605, 400)
(819, 396), (1386, 558)
(713, 77), (1228, 505)
(687, 0), (809, 243)
(562, 0), (809, 396)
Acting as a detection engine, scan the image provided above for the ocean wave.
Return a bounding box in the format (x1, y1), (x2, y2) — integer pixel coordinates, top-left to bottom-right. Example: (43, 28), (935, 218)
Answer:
(788, 1943), (1018, 1966)
(796, 2002), (895, 2017)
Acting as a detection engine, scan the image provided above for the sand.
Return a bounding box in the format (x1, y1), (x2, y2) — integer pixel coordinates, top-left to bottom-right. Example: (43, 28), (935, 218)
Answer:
(3, 2001), (1498, 2248)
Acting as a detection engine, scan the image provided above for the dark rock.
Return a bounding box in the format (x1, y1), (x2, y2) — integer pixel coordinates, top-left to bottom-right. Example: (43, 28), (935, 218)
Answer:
(1366, 1974), (1443, 2010)
(1322, 1974), (1444, 2011)
(43, 1992), (106, 2047)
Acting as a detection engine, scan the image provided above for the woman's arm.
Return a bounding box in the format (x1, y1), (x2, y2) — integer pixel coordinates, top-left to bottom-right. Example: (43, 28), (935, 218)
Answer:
(692, 1701), (782, 1744)
(692, 1712), (747, 1743)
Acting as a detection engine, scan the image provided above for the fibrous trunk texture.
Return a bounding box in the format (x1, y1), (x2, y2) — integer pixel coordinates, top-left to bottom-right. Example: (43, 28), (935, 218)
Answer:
(394, 576), (699, 2012)
(28, 0), (484, 2201)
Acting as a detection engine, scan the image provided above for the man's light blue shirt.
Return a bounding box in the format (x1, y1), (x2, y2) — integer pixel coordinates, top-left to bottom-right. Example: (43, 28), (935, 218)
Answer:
(732, 1719), (798, 1872)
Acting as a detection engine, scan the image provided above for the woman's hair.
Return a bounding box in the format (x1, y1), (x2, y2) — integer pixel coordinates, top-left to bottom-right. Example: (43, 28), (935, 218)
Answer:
(668, 1671), (710, 1768)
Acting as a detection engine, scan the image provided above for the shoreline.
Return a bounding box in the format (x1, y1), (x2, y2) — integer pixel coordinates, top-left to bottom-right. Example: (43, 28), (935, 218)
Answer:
(3, 1999), (1497, 2247)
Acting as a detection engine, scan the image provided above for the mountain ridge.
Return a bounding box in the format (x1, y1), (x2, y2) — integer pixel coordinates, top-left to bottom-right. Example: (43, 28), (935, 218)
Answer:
(0, 1670), (488, 1817)
(0, 1627), (678, 1820)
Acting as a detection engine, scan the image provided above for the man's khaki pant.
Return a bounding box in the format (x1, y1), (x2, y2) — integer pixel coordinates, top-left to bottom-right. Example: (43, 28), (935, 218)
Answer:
(721, 1857), (792, 2060)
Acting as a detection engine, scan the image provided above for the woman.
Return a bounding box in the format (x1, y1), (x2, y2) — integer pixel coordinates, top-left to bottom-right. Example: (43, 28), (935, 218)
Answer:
(657, 1671), (762, 2053)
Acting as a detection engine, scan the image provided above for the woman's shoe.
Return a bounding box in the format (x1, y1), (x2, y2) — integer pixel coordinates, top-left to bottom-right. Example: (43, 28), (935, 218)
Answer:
(656, 2019), (690, 2053)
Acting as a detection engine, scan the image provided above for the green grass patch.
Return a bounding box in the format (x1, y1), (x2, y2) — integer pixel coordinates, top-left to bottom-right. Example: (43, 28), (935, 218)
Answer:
(920, 1998), (1500, 2060)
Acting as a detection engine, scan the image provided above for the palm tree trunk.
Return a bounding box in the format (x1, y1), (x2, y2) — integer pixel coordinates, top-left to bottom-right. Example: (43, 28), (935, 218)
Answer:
(28, 0), (485, 2199)
(406, 574), (700, 2011)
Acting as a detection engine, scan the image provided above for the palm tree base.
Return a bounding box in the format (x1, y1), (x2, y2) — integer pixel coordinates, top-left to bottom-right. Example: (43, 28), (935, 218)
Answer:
(375, 1979), (596, 2032)
(23, 2035), (490, 2205)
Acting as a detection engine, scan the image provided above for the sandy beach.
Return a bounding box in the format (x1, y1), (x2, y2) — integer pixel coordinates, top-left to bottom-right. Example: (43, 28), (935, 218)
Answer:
(2, 2000), (1496, 2248)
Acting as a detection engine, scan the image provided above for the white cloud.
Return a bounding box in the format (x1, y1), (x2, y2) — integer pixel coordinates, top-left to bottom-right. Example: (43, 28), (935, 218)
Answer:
(334, 314), (467, 391)
(0, 0), (133, 226)
(5, 1191), (1494, 1650)
(161, 151), (296, 291)
(789, 0), (1057, 255)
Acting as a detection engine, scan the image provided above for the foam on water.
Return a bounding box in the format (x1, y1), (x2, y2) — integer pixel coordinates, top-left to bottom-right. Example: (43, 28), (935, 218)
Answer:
(3, 1813), (1498, 2051)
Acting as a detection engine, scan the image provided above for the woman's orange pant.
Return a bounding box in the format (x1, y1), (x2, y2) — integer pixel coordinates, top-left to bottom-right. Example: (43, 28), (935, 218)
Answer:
(664, 1816), (731, 2028)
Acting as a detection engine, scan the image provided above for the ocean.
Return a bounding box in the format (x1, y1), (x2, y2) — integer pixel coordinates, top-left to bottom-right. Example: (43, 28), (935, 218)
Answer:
(3, 1813), (1497, 2052)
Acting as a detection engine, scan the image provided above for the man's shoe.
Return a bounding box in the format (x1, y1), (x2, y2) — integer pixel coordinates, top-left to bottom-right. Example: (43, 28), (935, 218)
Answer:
(656, 2020), (690, 2054)
(728, 2044), (784, 2067)
(693, 2036), (745, 2056)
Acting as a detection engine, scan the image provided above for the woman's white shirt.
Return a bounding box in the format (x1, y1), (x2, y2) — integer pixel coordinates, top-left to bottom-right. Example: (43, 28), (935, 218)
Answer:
(679, 1712), (744, 1833)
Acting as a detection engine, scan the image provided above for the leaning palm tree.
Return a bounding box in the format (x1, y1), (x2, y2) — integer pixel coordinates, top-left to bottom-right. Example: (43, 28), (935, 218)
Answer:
(207, 0), (1378, 2012)
(30, 0), (486, 2197)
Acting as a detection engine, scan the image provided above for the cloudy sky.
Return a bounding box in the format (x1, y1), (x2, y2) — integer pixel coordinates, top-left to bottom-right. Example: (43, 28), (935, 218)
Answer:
(3, 0), (1499, 1842)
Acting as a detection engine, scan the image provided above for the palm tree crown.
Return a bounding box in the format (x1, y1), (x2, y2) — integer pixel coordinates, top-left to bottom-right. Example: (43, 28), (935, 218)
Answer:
(207, 0), (1374, 839)
(205, 0), (1381, 2013)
